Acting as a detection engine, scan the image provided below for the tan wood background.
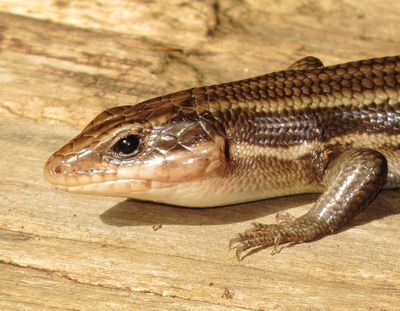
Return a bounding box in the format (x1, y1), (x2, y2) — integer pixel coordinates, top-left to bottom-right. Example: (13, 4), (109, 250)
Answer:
(0, 1), (399, 310)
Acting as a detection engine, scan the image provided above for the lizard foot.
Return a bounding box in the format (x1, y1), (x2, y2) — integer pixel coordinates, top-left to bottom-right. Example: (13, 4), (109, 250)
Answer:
(229, 212), (326, 261)
(229, 149), (388, 261)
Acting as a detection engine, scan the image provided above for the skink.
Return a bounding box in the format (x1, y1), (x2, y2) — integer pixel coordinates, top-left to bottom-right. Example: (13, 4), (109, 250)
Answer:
(44, 55), (400, 260)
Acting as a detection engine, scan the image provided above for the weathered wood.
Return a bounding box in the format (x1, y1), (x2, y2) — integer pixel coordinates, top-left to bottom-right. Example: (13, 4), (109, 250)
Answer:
(0, 1), (400, 310)
(0, 263), (239, 311)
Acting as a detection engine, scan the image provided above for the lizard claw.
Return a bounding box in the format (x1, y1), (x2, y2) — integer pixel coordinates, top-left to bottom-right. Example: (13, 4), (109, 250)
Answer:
(229, 233), (259, 261)
(235, 247), (244, 261)
(228, 211), (328, 260)
(228, 234), (241, 250)
(233, 242), (253, 261)
(229, 213), (309, 260)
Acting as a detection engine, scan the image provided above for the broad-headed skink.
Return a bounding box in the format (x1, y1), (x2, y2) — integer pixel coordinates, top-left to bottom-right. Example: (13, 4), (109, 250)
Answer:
(44, 55), (400, 260)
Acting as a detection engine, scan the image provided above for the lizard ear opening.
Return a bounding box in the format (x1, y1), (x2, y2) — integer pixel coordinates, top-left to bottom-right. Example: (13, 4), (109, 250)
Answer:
(224, 139), (230, 161)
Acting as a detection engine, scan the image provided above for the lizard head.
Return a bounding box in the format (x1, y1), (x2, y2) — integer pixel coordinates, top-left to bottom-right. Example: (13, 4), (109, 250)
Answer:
(43, 95), (228, 206)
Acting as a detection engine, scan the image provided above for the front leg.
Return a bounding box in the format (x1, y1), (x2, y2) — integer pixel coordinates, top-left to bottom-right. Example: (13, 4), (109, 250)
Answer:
(230, 149), (388, 260)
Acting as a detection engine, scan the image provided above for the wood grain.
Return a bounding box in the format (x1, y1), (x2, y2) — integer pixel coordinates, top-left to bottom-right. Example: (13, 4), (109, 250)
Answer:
(0, 1), (399, 310)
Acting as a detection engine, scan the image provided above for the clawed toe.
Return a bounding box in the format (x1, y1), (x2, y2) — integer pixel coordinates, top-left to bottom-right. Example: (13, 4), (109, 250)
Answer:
(228, 234), (241, 250)
(229, 213), (327, 260)
(229, 224), (283, 261)
(229, 239), (258, 261)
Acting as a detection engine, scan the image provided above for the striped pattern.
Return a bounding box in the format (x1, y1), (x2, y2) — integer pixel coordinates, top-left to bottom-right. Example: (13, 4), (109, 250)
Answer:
(45, 55), (400, 205)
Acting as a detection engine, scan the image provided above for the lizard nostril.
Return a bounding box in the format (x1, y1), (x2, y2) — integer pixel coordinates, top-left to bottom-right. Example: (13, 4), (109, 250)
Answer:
(53, 164), (63, 175)
(51, 163), (80, 176)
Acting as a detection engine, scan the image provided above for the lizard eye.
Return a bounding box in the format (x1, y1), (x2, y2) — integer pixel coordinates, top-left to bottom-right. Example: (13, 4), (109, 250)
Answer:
(113, 134), (141, 156)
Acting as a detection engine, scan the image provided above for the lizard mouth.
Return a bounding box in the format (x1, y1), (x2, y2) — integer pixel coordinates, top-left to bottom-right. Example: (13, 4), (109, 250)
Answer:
(44, 153), (116, 187)
(44, 163), (182, 196)
(43, 151), (220, 196)
(43, 155), (176, 194)
(54, 179), (154, 194)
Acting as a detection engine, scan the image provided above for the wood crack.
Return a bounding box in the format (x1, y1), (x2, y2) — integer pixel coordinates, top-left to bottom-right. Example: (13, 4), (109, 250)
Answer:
(0, 259), (255, 310)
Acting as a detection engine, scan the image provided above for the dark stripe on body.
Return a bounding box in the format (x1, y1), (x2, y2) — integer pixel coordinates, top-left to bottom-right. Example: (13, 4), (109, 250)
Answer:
(216, 102), (400, 147)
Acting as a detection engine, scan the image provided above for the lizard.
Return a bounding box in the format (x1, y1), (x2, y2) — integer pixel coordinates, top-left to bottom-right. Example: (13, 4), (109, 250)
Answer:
(44, 55), (400, 260)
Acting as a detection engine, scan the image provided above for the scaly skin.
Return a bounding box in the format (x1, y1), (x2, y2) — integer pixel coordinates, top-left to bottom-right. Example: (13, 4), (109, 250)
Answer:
(44, 55), (400, 260)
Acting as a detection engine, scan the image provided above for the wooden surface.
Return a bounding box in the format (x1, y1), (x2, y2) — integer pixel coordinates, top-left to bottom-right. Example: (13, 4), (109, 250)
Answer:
(0, 1), (399, 310)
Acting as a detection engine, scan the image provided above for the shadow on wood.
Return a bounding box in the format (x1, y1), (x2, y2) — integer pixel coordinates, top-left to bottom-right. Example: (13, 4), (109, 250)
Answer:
(100, 191), (400, 227)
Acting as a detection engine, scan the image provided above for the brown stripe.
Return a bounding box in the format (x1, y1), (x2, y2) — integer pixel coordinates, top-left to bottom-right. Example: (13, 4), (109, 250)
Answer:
(202, 102), (400, 147)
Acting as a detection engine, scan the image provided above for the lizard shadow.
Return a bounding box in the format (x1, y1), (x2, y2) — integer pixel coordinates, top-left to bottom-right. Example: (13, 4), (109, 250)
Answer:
(100, 194), (317, 227)
(349, 189), (400, 227)
(100, 190), (400, 227)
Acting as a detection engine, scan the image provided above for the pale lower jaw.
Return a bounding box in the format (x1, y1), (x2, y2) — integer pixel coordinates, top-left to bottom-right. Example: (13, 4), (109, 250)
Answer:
(55, 179), (151, 195)
(53, 178), (216, 207)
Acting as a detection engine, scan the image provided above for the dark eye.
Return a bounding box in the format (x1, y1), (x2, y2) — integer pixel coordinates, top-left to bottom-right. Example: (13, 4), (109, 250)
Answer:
(114, 135), (141, 155)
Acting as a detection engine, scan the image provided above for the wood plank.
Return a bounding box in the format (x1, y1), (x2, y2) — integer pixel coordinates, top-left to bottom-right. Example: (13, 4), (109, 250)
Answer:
(0, 263), (240, 311)
(1, 1), (400, 309)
